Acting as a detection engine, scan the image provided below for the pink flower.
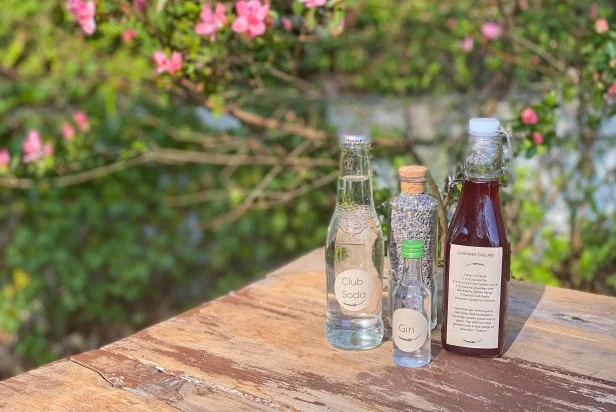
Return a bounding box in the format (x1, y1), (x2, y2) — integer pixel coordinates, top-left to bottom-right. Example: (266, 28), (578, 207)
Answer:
(608, 83), (616, 96)
(589, 3), (599, 20)
(330, 18), (345, 37)
(532, 132), (544, 145)
(22, 130), (53, 164)
(153, 51), (183, 75)
(121, 28), (136, 43)
(281, 17), (293, 32)
(300, 0), (326, 8)
(594, 18), (609, 34)
(460, 36), (474, 52)
(134, 0), (148, 11)
(195, 3), (227, 40)
(481, 22), (502, 41)
(0, 149), (11, 168)
(521, 107), (539, 125)
(67, 0), (96, 35)
(62, 122), (76, 140)
(72, 111), (90, 131)
(518, 0), (528, 10)
(232, 0), (269, 38)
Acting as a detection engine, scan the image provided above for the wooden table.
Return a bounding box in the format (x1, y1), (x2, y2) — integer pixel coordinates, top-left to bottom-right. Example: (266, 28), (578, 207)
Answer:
(1, 249), (615, 411)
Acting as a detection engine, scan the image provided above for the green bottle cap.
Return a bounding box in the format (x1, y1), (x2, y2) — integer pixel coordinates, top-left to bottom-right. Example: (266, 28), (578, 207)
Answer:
(401, 239), (424, 259)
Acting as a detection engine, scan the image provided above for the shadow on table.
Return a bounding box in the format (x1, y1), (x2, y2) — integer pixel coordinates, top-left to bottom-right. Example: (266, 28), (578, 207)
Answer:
(504, 281), (546, 354)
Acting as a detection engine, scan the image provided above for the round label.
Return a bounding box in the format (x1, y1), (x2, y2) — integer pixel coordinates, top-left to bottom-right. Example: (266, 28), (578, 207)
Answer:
(393, 308), (428, 353)
(334, 269), (373, 312)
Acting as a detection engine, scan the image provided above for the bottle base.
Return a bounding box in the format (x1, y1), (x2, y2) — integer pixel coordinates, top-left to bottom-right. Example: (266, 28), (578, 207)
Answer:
(393, 355), (431, 368)
(441, 342), (504, 357)
(326, 322), (384, 350)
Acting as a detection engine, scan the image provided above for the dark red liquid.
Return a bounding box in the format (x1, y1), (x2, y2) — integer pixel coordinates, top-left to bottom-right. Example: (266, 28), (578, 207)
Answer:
(441, 179), (510, 357)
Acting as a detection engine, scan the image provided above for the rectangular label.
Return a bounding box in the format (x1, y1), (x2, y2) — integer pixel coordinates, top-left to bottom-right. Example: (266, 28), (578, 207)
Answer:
(446, 244), (503, 349)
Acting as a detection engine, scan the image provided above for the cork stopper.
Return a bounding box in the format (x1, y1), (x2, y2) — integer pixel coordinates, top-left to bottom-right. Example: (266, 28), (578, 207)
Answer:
(399, 165), (428, 194)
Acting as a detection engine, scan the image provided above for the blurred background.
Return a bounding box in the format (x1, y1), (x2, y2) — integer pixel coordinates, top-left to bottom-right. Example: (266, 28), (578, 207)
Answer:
(0, 0), (614, 377)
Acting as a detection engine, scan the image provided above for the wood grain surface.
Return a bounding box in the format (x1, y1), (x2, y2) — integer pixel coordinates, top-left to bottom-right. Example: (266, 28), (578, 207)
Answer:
(2, 249), (615, 411)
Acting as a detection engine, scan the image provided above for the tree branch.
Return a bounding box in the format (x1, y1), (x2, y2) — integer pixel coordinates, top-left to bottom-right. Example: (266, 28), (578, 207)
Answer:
(225, 104), (327, 141)
(0, 154), (154, 189)
(0, 148), (336, 189)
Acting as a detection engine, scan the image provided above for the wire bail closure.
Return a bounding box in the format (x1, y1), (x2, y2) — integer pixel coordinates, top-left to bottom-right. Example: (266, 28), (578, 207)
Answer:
(447, 128), (515, 188)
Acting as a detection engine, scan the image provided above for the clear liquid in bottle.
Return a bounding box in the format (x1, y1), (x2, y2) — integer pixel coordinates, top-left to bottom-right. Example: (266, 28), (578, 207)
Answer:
(392, 240), (431, 367)
(326, 139), (384, 350)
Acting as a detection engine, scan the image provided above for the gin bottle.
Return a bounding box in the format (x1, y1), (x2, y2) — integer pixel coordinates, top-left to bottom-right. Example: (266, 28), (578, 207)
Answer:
(325, 135), (384, 350)
(392, 239), (431, 367)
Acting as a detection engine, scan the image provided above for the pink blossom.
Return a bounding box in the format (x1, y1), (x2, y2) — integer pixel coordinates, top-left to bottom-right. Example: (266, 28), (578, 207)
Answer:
(232, 0), (269, 38)
(521, 107), (539, 125)
(589, 3), (599, 20)
(594, 18), (609, 34)
(446, 17), (457, 29)
(195, 3), (227, 40)
(72, 111), (90, 131)
(153, 51), (183, 75)
(134, 0), (148, 11)
(22, 130), (53, 164)
(518, 0), (528, 10)
(62, 122), (76, 140)
(330, 18), (345, 37)
(460, 36), (474, 52)
(608, 83), (616, 96)
(481, 22), (502, 41)
(67, 0), (96, 35)
(301, 0), (326, 8)
(281, 17), (293, 32)
(0, 149), (10, 168)
(532, 132), (544, 145)
(121, 28), (136, 43)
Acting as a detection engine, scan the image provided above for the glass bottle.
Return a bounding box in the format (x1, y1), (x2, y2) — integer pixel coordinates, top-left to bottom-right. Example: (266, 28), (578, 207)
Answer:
(389, 166), (439, 330)
(392, 239), (431, 367)
(441, 118), (511, 357)
(325, 135), (384, 350)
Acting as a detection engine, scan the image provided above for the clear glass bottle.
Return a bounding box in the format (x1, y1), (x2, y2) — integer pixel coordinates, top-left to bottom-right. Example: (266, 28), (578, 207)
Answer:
(389, 166), (439, 329)
(392, 239), (431, 367)
(325, 135), (384, 350)
(442, 118), (511, 357)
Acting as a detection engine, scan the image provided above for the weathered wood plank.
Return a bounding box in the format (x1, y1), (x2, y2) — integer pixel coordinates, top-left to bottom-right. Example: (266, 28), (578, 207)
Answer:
(86, 254), (616, 411)
(0, 359), (174, 411)
(72, 349), (273, 411)
(2, 248), (616, 411)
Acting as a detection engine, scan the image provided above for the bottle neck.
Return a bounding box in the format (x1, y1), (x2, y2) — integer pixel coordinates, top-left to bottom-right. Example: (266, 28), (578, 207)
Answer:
(463, 135), (503, 180)
(337, 145), (374, 206)
(402, 257), (422, 284)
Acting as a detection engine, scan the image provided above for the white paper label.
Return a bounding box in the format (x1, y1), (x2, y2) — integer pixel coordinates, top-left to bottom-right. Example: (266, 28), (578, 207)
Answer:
(393, 308), (428, 353)
(446, 245), (503, 349)
(335, 269), (373, 312)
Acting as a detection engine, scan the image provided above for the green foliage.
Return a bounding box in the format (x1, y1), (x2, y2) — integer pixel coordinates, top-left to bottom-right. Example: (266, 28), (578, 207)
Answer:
(0, 154), (332, 368)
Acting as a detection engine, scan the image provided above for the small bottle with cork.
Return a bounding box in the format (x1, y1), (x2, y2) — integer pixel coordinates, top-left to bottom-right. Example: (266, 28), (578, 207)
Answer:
(389, 165), (439, 329)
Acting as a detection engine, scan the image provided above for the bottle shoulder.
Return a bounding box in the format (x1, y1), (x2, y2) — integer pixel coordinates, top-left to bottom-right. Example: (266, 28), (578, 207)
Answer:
(393, 282), (430, 298)
(448, 183), (507, 248)
(391, 193), (439, 212)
